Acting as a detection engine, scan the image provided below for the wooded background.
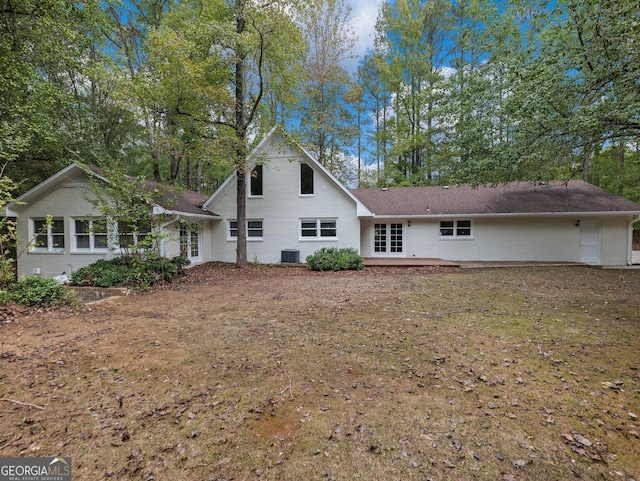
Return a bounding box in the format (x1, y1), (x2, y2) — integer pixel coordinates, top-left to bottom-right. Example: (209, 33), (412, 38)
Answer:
(1, 0), (638, 201)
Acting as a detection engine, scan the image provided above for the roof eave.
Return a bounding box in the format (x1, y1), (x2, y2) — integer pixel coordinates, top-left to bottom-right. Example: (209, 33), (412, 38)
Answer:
(367, 211), (640, 219)
(152, 205), (220, 220)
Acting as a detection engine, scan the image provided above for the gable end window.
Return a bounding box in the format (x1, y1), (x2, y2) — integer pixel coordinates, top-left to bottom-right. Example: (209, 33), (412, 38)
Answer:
(250, 164), (263, 197)
(229, 219), (263, 240)
(300, 219), (337, 239)
(300, 163), (314, 195)
(32, 218), (65, 251)
(440, 220), (472, 239)
(73, 218), (108, 251)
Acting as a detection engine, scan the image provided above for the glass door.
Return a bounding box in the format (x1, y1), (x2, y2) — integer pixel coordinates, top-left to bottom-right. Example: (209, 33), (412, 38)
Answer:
(374, 223), (404, 256)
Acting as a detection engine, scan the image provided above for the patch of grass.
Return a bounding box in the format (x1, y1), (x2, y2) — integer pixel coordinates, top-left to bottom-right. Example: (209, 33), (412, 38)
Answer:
(0, 266), (638, 480)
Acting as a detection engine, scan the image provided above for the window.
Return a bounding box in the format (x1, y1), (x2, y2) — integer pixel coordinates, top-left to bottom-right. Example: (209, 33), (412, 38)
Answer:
(32, 218), (65, 251)
(180, 226), (200, 259)
(74, 218), (108, 251)
(300, 219), (337, 239)
(250, 164), (263, 196)
(440, 220), (472, 238)
(229, 220), (263, 240)
(300, 163), (314, 195)
(118, 221), (151, 248)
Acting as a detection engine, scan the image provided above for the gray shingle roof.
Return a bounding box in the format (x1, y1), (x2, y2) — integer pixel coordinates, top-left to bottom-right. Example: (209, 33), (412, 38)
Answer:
(140, 179), (218, 217)
(351, 181), (640, 216)
(87, 165), (217, 217)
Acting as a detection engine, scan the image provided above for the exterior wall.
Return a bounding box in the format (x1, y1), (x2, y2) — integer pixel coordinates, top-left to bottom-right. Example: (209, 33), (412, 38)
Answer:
(209, 133), (361, 263)
(162, 220), (217, 265)
(15, 176), (118, 278)
(360, 215), (634, 266)
(600, 216), (633, 266)
(15, 172), (216, 278)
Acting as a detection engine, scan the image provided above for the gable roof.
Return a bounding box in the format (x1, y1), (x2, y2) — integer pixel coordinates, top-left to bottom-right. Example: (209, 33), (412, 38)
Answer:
(7, 163), (219, 219)
(351, 181), (640, 217)
(202, 126), (372, 217)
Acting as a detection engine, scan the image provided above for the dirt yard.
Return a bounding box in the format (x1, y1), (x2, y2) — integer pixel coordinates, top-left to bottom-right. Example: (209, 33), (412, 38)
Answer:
(1, 263), (639, 481)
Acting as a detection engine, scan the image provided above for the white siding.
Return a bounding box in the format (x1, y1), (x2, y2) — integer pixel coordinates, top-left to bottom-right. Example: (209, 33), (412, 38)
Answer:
(162, 220), (217, 264)
(600, 216), (632, 266)
(361, 215), (634, 266)
(208, 133), (361, 263)
(15, 176), (119, 278)
(15, 170), (217, 278)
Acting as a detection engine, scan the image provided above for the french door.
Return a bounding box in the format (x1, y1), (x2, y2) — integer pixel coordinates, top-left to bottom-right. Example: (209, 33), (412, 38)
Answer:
(374, 223), (404, 256)
(180, 225), (202, 263)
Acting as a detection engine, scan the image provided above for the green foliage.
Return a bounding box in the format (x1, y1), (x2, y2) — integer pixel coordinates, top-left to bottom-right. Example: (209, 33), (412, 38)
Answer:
(0, 175), (22, 288)
(3, 277), (78, 307)
(70, 255), (190, 290)
(306, 247), (363, 271)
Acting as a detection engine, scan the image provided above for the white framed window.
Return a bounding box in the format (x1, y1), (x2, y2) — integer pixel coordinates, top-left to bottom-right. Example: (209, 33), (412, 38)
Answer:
(73, 218), (108, 252)
(300, 163), (314, 195)
(440, 220), (472, 239)
(117, 221), (152, 248)
(31, 218), (65, 252)
(300, 219), (337, 240)
(228, 219), (263, 240)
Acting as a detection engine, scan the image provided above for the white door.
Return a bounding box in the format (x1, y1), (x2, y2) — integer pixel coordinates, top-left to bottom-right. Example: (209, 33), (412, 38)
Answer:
(373, 223), (405, 256)
(579, 221), (601, 264)
(180, 225), (202, 263)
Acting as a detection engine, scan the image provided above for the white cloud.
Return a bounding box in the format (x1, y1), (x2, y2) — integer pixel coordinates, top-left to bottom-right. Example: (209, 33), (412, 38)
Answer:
(342, 0), (382, 73)
(350, 0), (380, 57)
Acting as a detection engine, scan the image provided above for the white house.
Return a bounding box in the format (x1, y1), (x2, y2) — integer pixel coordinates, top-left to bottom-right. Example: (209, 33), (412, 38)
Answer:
(8, 127), (640, 277)
(7, 165), (219, 278)
(201, 128), (371, 264)
(352, 182), (640, 266)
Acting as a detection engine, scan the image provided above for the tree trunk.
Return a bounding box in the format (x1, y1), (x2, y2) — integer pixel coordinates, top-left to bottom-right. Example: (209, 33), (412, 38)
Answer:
(235, 0), (248, 266)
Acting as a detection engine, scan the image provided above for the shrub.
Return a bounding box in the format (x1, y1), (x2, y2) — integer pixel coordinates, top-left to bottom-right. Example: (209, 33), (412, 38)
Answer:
(70, 255), (190, 290)
(5, 276), (77, 306)
(306, 247), (364, 271)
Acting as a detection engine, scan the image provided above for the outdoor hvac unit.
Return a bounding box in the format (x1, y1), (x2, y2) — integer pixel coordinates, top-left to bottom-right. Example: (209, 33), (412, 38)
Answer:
(281, 249), (300, 264)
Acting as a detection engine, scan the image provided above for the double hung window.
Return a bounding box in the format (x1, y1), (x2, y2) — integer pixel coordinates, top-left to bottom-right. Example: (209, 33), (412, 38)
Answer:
(32, 218), (65, 251)
(300, 219), (337, 239)
(440, 220), (472, 238)
(74, 218), (108, 251)
(229, 220), (263, 240)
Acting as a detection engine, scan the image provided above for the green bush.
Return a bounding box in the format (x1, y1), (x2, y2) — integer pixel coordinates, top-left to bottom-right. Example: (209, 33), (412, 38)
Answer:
(5, 276), (77, 306)
(70, 255), (190, 290)
(306, 247), (364, 271)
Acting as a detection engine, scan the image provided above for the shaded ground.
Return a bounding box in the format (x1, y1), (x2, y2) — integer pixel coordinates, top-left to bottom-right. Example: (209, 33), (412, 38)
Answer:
(1, 263), (639, 481)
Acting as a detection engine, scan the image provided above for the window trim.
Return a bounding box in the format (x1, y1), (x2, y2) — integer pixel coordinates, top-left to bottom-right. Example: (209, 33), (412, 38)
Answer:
(30, 217), (65, 252)
(228, 219), (264, 241)
(300, 163), (314, 196)
(299, 218), (337, 240)
(439, 219), (473, 239)
(72, 217), (108, 253)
